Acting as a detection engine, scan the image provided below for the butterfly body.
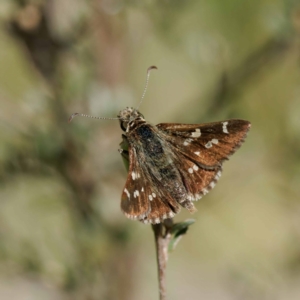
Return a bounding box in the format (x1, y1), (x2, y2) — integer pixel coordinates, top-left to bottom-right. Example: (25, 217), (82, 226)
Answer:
(118, 107), (251, 224)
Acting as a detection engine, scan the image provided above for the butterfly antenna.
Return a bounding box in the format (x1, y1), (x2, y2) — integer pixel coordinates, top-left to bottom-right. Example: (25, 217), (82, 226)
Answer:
(136, 65), (157, 110)
(68, 113), (119, 123)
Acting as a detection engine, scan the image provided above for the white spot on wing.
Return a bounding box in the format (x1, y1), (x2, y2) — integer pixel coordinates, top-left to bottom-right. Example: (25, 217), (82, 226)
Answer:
(194, 151), (200, 156)
(168, 212), (175, 218)
(194, 194), (202, 201)
(193, 164), (199, 171)
(141, 187), (144, 192)
(183, 138), (193, 146)
(205, 141), (212, 148)
(202, 188), (209, 195)
(191, 128), (201, 138)
(149, 195), (153, 201)
(154, 218), (160, 224)
(133, 190), (139, 198)
(205, 139), (218, 148)
(124, 188), (130, 198)
(188, 168), (193, 174)
(222, 121), (229, 134)
(138, 213), (146, 220)
(124, 212), (137, 219)
(152, 193), (156, 198)
(132, 172), (140, 180)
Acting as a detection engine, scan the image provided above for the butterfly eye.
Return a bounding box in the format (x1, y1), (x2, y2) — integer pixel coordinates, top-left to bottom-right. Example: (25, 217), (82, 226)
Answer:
(120, 121), (127, 132)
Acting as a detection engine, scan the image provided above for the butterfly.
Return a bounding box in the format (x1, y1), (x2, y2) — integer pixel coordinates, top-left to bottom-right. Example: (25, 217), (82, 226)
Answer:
(117, 107), (250, 224)
(68, 66), (251, 224)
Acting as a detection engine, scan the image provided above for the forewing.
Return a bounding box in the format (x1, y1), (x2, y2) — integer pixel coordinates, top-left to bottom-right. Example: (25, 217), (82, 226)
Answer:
(156, 119), (250, 201)
(157, 119), (251, 167)
(121, 145), (181, 223)
(120, 147), (150, 220)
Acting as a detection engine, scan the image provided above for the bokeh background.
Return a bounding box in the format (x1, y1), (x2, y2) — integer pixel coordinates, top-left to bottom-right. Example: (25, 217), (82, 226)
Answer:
(1, 0), (300, 299)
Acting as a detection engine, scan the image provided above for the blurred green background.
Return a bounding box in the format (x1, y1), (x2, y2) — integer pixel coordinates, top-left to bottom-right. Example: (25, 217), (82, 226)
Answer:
(1, 0), (300, 299)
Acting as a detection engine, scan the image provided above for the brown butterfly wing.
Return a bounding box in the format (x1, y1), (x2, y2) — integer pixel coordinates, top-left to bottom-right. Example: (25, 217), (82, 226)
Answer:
(120, 147), (150, 220)
(141, 195), (181, 224)
(157, 119), (251, 167)
(121, 144), (181, 223)
(156, 119), (250, 200)
(171, 150), (222, 201)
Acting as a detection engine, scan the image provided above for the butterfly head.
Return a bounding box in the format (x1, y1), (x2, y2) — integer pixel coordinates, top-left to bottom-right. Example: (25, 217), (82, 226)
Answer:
(118, 107), (145, 132)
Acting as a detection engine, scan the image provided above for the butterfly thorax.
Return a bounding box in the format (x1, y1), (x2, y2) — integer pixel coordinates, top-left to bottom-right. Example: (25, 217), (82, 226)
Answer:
(118, 107), (145, 132)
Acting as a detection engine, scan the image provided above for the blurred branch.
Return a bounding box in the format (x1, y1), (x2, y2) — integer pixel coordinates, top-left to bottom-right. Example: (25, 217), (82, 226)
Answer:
(6, 1), (95, 220)
(207, 36), (293, 117)
(3, 2), (138, 299)
(8, 3), (63, 81)
(7, 2), (87, 82)
(151, 218), (196, 300)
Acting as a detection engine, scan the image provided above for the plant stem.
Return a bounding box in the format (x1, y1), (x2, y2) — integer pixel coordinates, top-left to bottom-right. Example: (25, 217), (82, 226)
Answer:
(152, 219), (173, 300)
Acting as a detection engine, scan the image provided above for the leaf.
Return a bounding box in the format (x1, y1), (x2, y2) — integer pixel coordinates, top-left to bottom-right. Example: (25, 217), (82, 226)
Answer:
(168, 219), (195, 252)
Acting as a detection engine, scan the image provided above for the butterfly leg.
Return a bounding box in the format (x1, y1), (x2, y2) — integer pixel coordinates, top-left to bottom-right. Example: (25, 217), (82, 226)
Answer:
(119, 134), (130, 169)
